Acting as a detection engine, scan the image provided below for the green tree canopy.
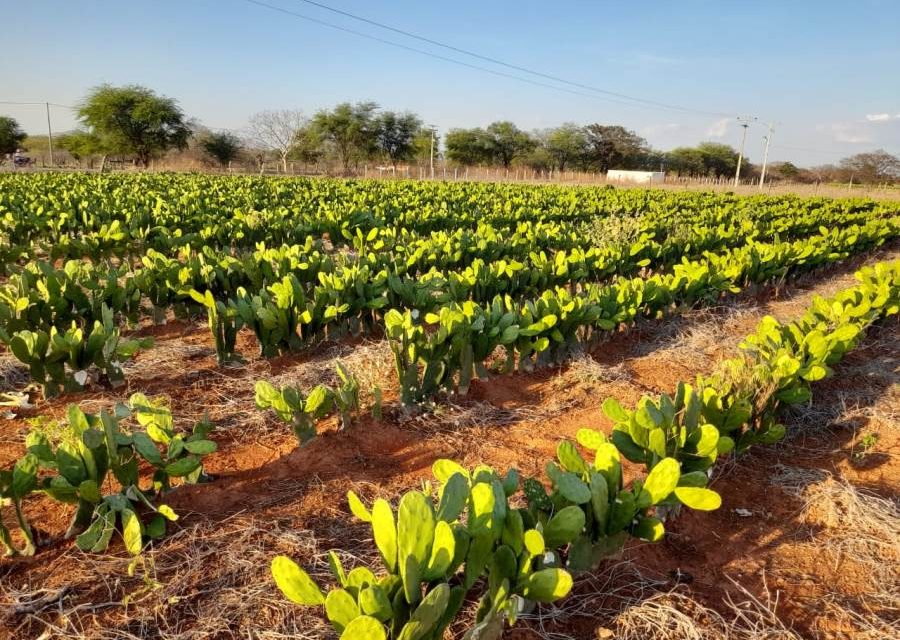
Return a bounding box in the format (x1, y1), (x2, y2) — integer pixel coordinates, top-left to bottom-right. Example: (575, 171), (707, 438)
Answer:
(77, 84), (191, 166)
(666, 142), (743, 177)
(199, 131), (242, 167)
(311, 102), (379, 174)
(770, 161), (800, 180)
(666, 147), (707, 175)
(583, 124), (650, 172)
(544, 123), (588, 171)
(445, 128), (490, 166)
(518, 144), (554, 172)
(57, 131), (105, 160)
(374, 111), (422, 167)
(483, 121), (535, 168)
(0, 116), (27, 155)
(291, 123), (325, 165)
(696, 142), (742, 176)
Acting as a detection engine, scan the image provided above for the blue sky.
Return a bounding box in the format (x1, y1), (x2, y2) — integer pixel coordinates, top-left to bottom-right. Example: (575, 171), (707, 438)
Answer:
(2, 0), (899, 166)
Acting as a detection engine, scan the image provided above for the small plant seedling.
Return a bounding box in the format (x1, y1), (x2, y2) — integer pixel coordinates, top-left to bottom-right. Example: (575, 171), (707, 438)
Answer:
(853, 431), (880, 461)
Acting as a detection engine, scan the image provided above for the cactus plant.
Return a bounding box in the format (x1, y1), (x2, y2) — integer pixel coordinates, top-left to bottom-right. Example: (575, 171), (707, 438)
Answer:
(273, 459), (574, 639)
(602, 383), (735, 474)
(525, 431), (722, 573)
(1, 304), (151, 398)
(0, 453), (39, 556)
(22, 399), (215, 556)
(333, 362), (360, 430)
(255, 380), (332, 443)
(188, 289), (243, 365)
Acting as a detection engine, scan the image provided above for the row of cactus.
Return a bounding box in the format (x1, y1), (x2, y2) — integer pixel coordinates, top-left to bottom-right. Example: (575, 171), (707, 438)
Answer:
(269, 260), (899, 637)
(0, 395), (215, 557)
(254, 362), (364, 443)
(602, 260), (899, 471)
(702, 259), (900, 452)
(0, 304), (153, 398)
(384, 221), (895, 405)
(0, 220), (577, 340)
(272, 448), (722, 640)
(3, 172), (892, 266)
(0, 211), (738, 333)
(1, 206), (894, 388)
(272, 461), (578, 640)
(226, 216), (897, 375)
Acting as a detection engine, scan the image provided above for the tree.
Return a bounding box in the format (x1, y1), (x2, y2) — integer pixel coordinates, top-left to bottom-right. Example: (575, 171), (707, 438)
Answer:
(696, 142), (743, 177)
(666, 142), (743, 177)
(374, 111), (422, 167)
(483, 121), (535, 168)
(57, 131), (105, 161)
(411, 128), (437, 166)
(544, 123), (588, 171)
(582, 125), (649, 172)
(666, 147), (707, 175)
(247, 110), (306, 173)
(199, 131), (242, 167)
(0, 116), (26, 155)
(311, 102), (379, 174)
(77, 84), (191, 167)
(292, 123), (325, 165)
(518, 145), (554, 172)
(839, 150), (900, 183)
(445, 128), (490, 166)
(769, 161), (800, 181)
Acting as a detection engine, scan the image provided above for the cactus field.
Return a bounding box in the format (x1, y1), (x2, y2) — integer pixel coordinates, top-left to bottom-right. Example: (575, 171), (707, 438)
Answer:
(0, 173), (898, 639)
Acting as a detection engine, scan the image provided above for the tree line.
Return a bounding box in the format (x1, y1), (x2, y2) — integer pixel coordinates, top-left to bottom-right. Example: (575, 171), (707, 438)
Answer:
(2, 84), (899, 184)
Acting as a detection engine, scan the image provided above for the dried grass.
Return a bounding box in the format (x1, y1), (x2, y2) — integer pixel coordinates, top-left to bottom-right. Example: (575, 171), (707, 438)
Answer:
(1, 516), (335, 640)
(505, 562), (800, 640)
(771, 465), (900, 636)
(614, 577), (800, 640)
(567, 355), (632, 385)
(266, 339), (395, 396)
(0, 350), (29, 392)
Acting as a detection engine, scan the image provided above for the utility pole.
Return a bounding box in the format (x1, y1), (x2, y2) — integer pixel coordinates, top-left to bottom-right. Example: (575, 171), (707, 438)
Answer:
(758, 122), (775, 189)
(428, 125), (437, 180)
(45, 103), (55, 166)
(733, 116), (755, 187)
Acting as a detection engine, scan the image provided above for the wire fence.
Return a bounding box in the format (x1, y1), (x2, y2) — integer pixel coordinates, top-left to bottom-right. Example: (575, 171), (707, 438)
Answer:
(2, 153), (899, 201)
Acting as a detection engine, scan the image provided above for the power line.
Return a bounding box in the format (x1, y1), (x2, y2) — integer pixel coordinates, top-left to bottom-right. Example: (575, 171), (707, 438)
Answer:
(290, 0), (734, 117)
(0, 100), (77, 110)
(772, 144), (850, 156)
(240, 0), (737, 117)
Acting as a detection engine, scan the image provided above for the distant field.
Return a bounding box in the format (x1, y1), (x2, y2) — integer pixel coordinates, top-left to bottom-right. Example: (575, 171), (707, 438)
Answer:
(4, 162), (898, 202)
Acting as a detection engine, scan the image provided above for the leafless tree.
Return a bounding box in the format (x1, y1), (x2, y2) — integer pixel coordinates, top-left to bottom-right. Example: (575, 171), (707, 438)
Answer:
(839, 149), (900, 183)
(246, 110), (305, 173)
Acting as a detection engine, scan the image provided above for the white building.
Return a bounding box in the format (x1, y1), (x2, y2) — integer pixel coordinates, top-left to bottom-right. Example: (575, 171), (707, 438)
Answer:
(607, 170), (666, 184)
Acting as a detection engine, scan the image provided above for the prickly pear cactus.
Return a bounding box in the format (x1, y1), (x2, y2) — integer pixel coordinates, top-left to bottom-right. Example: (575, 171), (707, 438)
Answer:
(272, 458), (574, 638)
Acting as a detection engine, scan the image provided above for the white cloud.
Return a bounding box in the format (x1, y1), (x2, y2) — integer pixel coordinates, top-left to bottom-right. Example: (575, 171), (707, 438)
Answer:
(706, 118), (730, 138)
(828, 122), (872, 144)
(865, 113), (900, 122)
